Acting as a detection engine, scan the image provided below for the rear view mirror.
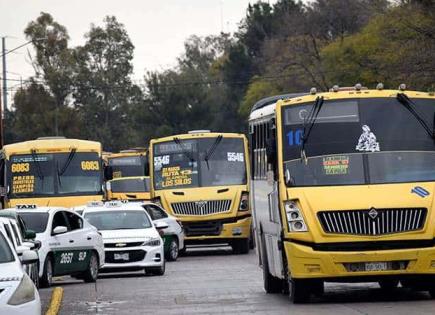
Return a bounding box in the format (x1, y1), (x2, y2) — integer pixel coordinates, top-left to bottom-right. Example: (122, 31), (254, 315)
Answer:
(21, 250), (38, 265)
(53, 226), (68, 235)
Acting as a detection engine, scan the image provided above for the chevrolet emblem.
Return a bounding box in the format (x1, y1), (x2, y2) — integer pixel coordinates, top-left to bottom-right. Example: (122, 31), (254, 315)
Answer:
(115, 243), (127, 247)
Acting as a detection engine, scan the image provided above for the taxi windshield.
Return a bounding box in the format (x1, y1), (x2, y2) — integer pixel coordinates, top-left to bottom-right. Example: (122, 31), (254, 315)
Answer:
(84, 210), (152, 230)
(18, 212), (49, 233)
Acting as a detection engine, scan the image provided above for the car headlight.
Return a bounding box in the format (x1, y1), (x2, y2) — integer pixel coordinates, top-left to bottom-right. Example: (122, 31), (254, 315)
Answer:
(142, 237), (161, 247)
(285, 200), (308, 232)
(8, 274), (35, 306)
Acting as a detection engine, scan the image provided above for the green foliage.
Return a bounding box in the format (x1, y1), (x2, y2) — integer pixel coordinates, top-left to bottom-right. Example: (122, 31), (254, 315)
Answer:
(239, 79), (279, 118)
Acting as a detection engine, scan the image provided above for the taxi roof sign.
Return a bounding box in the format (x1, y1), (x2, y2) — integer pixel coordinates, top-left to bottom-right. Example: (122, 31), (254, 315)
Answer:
(16, 204), (37, 209)
(105, 201), (122, 208)
(87, 201), (104, 207)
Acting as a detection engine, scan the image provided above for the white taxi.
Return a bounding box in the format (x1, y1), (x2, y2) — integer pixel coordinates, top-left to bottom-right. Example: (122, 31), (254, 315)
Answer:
(0, 228), (40, 315)
(16, 205), (105, 287)
(82, 201), (167, 275)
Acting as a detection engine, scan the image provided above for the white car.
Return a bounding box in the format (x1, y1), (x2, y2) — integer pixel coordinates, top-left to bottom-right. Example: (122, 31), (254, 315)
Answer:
(0, 216), (40, 288)
(16, 205), (105, 288)
(0, 228), (41, 315)
(141, 202), (185, 261)
(82, 201), (166, 275)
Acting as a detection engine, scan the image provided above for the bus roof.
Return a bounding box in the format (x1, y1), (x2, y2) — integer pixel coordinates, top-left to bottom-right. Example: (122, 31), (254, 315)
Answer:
(150, 132), (246, 144)
(250, 93), (308, 113)
(278, 89), (435, 109)
(107, 150), (147, 159)
(2, 138), (102, 158)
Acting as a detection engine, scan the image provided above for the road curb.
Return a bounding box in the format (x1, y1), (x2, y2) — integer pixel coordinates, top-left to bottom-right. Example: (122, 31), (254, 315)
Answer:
(45, 287), (64, 315)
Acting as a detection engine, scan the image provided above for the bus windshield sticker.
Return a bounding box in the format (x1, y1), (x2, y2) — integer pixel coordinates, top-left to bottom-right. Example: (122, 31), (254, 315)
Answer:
(161, 166), (193, 188)
(12, 175), (35, 194)
(322, 156), (350, 175)
(227, 152), (244, 162)
(355, 125), (380, 152)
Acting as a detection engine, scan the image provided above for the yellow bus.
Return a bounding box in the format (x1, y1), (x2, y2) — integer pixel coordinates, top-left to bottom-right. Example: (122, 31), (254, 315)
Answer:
(106, 176), (151, 201)
(149, 131), (252, 254)
(249, 87), (435, 302)
(0, 137), (105, 208)
(106, 148), (148, 179)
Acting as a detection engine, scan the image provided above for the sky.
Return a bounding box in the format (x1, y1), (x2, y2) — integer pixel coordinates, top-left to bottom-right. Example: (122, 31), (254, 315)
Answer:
(0, 0), (284, 106)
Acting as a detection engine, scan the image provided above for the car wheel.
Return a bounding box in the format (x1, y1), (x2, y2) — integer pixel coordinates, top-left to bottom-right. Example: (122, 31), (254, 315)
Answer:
(83, 252), (99, 283)
(32, 263), (40, 289)
(166, 238), (179, 261)
(145, 259), (165, 276)
(40, 256), (53, 288)
(232, 238), (249, 254)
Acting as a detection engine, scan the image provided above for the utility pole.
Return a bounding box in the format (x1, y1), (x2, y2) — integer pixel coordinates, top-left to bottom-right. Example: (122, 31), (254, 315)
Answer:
(1, 37), (6, 148)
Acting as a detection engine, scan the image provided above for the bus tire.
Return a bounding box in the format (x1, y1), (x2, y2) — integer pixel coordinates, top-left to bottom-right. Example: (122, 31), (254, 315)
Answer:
(249, 226), (255, 250)
(83, 252), (99, 283)
(232, 238), (249, 254)
(261, 238), (282, 293)
(289, 279), (311, 304)
(379, 279), (399, 291)
(40, 256), (53, 288)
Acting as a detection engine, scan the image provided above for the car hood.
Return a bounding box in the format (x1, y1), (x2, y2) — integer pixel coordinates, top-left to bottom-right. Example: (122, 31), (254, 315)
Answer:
(100, 228), (159, 243)
(0, 261), (23, 289)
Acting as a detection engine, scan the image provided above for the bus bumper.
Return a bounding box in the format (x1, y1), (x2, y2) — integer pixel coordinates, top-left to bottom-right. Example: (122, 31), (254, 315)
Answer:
(284, 240), (435, 279)
(184, 216), (252, 244)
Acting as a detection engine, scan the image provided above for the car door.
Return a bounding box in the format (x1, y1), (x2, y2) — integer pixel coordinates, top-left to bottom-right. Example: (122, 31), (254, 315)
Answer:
(63, 211), (92, 272)
(50, 210), (79, 276)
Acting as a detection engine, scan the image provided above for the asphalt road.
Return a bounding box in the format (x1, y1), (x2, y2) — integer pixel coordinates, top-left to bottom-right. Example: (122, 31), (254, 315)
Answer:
(39, 246), (435, 315)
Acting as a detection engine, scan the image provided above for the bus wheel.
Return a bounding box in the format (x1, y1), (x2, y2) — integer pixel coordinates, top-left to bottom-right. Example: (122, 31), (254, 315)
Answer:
(289, 279), (311, 304)
(262, 240), (282, 293)
(379, 279), (399, 291)
(232, 238), (249, 254)
(248, 226), (255, 250)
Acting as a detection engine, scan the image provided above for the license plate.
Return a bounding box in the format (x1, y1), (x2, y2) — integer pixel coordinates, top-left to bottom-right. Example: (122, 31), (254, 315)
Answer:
(114, 253), (129, 261)
(365, 262), (388, 271)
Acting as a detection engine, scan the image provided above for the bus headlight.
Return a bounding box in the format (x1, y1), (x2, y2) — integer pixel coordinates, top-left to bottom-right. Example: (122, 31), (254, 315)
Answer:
(239, 192), (249, 211)
(285, 201), (308, 232)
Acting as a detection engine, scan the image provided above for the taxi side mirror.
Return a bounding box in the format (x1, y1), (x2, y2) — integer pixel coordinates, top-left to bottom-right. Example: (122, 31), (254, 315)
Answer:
(21, 250), (38, 265)
(154, 221), (169, 230)
(53, 226), (68, 235)
(24, 229), (36, 240)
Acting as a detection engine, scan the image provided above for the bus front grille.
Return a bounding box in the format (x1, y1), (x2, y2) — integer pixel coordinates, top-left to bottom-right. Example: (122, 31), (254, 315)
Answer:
(171, 200), (232, 216)
(318, 208), (427, 236)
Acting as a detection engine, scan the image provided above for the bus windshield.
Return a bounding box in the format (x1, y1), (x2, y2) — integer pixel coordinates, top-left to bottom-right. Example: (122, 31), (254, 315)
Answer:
(108, 156), (146, 178)
(8, 152), (102, 197)
(282, 97), (435, 187)
(153, 137), (247, 190)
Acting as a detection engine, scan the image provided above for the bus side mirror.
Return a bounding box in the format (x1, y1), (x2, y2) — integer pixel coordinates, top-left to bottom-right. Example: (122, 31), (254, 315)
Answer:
(104, 165), (113, 181)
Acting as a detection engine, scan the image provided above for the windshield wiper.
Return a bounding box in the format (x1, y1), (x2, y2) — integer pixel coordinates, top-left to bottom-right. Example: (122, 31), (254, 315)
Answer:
(173, 137), (195, 162)
(300, 96), (325, 163)
(30, 149), (44, 180)
(204, 135), (223, 170)
(396, 93), (435, 139)
(58, 148), (77, 177)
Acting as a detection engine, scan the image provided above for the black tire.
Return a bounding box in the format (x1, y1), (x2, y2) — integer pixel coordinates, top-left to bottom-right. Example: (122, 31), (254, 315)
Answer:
(249, 225), (255, 250)
(261, 237), (282, 293)
(145, 259), (165, 276)
(31, 262), (40, 289)
(289, 279), (312, 304)
(165, 237), (179, 261)
(83, 252), (99, 283)
(232, 238), (250, 254)
(40, 256), (53, 288)
(379, 279), (399, 290)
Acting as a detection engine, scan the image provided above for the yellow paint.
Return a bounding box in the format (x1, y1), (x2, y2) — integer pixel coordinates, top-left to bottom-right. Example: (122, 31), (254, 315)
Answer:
(45, 287), (64, 315)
